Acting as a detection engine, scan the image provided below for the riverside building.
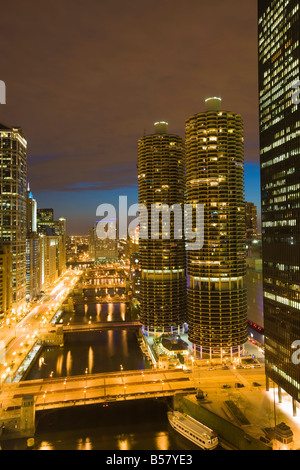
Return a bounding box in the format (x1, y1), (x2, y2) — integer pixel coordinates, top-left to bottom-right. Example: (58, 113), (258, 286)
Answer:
(138, 121), (186, 334)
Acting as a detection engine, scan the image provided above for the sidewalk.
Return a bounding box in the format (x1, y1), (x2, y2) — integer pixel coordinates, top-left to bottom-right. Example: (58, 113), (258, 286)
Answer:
(188, 383), (300, 450)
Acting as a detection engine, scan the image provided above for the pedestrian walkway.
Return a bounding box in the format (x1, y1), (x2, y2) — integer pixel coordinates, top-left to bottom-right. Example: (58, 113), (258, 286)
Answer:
(188, 381), (300, 450)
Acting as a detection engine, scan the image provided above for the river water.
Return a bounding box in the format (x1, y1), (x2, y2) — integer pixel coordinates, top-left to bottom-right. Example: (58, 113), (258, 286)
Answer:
(4, 301), (203, 451)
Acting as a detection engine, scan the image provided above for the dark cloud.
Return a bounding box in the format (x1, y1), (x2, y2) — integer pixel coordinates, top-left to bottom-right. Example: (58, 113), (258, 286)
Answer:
(0, 0), (259, 196)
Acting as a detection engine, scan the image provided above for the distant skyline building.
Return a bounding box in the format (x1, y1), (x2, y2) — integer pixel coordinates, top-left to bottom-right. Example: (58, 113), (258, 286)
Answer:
(26, 184), (40, 300)
(37, 209), (66, 277)
(138, 121), (186, 334)
(39, 227), (59, 289)
(0, 245), (11, 323)
(0, 123), (27, 315)
(258, 0), (300, 413)
(37, 208), (54, 224)
(185, 97), (247, 358)
(245, 201), (258, 239)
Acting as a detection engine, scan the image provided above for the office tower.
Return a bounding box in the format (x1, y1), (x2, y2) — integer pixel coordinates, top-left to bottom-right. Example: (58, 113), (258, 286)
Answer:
(0, 245), (11, 322)
(258, 0), (300, 412)
(0, 123), (27, 313)
(37, 209), (66, 276)
(130, 251), (141, 300)
(88, 222), (118, 262)
(185, 98), (247, 358)
(245, 238), (263, 332)
(56, 217), (66, 276)
(39, 226), (59, 289)
(88, 227), (96, 260)
(37, 208), (54, 223)
(26, 184), (40, 300)
(245, 202), (258, 239)
(138, 121), (186, 334)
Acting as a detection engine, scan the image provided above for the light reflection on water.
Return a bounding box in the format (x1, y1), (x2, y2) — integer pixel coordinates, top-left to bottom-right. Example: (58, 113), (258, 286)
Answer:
(88, 346), (93, 373)
(15, 301), (205, 451)
(29, 401), (191, 451)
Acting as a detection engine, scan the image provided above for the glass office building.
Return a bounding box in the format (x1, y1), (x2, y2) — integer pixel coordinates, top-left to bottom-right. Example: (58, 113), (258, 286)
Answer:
(185, 98), (247, 358)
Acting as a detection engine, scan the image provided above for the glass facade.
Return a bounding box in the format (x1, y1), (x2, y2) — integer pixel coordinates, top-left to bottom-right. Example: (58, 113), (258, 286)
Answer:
(258, 0), (300, 401)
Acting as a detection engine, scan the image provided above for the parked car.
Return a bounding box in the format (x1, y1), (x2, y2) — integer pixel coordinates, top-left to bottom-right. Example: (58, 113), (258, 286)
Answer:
(235, 382), (244, 388)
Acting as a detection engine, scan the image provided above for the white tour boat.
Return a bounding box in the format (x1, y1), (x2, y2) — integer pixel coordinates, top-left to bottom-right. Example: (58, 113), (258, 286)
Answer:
(167, 411), (218, 450)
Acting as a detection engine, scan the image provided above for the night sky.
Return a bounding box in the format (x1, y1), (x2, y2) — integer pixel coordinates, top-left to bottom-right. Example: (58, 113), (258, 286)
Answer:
(0, 0), (261, 234)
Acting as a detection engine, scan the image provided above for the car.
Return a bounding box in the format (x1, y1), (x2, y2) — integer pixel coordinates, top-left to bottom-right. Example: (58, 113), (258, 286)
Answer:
(235, 382), (244, 388)
(252, 382), (261, 387)
(207, 367), (215, 370)
(222, 384), (231, 389)
(222, 365), (229, 370)
(196, 390), (205, 400)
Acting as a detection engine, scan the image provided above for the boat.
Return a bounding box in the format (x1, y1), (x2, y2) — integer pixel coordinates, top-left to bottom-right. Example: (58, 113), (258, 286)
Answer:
(167, 411), (218, 450)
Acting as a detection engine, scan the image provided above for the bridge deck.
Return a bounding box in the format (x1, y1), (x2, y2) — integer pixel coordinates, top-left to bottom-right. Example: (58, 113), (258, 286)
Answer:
(0, 369), (196, 411)
(62, 321), (142, 332)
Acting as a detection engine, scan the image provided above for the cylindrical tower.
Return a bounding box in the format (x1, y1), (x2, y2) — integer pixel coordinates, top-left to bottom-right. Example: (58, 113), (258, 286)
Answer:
(138, 122), (186, 334)
(185, 99), (247, 358)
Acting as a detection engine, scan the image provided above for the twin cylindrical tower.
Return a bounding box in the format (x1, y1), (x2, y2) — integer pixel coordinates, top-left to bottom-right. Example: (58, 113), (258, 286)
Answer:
(137, 99), (248, 358)
(138, 121), (187, 334)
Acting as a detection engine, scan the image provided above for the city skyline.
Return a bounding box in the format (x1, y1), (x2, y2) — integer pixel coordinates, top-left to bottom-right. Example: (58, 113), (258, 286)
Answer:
(0, 0), (261, 234)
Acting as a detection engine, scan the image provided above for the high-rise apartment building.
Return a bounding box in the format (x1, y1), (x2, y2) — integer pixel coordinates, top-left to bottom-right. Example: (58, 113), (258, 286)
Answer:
(0, 123), (27, 313)
(185, 98), (247, 358)
(138, 121), (186, 334)
(258, 0), (300, 412)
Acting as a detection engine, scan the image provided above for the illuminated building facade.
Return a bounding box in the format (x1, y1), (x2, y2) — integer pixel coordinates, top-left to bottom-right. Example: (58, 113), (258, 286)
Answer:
(37, 209), (66, 276)
(37, 208), (54, 224)
(245, 202), (258, 238)
(138, 122), (186, 333)
(88, 222), (118, 262)
(185, 98), (247, 358)
(0, 244), (11, 322)
(258, 0), (300, 411)
(0, 123), (27, 312)
(39, 227), (59, 289)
